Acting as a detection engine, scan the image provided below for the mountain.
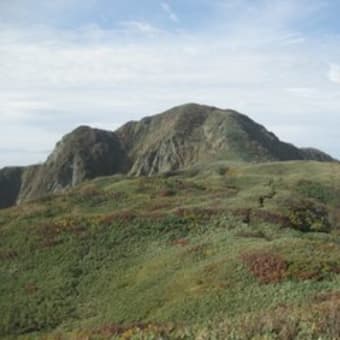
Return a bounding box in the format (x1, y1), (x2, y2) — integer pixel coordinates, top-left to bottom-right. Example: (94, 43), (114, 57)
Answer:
(0, 103), (335, 208)
(15, 126), (129, 204)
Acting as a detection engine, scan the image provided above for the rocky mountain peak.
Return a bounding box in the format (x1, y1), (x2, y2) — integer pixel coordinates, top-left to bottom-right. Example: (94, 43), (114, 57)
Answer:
(0, 103), (336, 208)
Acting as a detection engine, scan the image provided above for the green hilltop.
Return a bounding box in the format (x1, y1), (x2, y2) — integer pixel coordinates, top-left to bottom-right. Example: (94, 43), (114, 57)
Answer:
(1, 160), (340, 339)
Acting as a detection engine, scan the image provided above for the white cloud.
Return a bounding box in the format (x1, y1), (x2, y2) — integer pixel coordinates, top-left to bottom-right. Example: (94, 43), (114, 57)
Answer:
(161, 2), (179, 22)
(328, 63), (340, 84)
(0, 125), (61, 168)
(1, 0), (340, 167)
(285, 87), (319, 98)
(118, 21), (163, 34)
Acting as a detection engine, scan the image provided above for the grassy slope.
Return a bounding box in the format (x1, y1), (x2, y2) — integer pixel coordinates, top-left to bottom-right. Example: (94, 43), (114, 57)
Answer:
(1, 161), (340, 339)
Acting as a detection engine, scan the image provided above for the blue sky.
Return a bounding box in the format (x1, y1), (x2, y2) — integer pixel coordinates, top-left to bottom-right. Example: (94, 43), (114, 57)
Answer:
(1, 0), (340, 167)
(2, 0), (340, 34)
(0, 0), (222, 30)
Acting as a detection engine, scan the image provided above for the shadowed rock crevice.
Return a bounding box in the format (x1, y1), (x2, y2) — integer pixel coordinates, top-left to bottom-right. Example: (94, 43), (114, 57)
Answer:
(0, 167), (23, 208)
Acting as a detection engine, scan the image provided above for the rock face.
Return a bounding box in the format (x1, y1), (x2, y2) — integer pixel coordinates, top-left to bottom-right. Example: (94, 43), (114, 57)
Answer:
(0, 167), (23, 208)
(301, 148), (334, 162)
(116, 104), (309, 176)
(17, 126), (129, 203)
(0, 103), (336, 208)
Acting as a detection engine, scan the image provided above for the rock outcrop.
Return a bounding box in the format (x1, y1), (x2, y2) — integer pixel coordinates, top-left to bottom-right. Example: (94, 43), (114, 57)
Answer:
(0, 167), (24, 208)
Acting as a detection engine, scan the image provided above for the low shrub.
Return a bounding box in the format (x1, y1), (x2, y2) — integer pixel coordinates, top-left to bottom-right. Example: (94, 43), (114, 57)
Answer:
(296, 180), (337, 204)
(240, 250), (288, 284)
(251, 209), (290, 228)
(287, 259), (340, 282)
(287, 200), (331, 233)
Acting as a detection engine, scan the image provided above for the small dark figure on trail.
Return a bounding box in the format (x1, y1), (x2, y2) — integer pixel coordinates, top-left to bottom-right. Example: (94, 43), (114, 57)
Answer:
(258, 196), (264, 208)
(242, 209), (251, 224)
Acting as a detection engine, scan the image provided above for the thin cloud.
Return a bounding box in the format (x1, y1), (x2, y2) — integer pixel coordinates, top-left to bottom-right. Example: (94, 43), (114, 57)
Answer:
(0, 0), (340, 168)
(118, 21), (163, 34)
(328, 63), (340, 84)
(161, 2), (179, 22)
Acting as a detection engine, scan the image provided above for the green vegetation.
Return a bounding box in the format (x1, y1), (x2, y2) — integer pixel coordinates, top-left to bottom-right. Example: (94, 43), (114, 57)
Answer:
(1, 161), (340, 339)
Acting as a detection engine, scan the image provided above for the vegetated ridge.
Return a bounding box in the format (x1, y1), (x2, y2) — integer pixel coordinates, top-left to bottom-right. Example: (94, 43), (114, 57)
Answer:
(1, 160), (340, 338)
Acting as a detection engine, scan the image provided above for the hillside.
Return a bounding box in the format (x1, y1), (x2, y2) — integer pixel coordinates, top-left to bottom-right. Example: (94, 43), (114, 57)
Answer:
(1, 160), (340, 339)
(0, 103), (335, 209)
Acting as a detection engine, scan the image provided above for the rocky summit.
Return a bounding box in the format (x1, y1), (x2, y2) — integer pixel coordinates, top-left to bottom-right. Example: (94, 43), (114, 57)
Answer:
(0, 103), (335, 208)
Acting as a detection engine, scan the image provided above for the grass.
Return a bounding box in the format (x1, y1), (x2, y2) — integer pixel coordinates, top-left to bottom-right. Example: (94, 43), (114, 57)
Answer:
(0, 160), (340, 339)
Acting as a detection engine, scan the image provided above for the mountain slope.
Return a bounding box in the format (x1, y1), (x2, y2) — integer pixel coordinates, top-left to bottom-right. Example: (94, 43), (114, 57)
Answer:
(0, 103), (335, 208)
(1, 161), (340, 338)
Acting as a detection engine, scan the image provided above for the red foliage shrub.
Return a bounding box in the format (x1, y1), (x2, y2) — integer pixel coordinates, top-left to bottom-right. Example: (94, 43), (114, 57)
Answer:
(172, 238), (189, 247)
(311, 292), (340, 338)
(159, 189), (176, 197)
(99, 210), (137, 225)
(24, 282), (38, 295)
(79, 186), (101, 198)
(36, 216), (90, 248)
(37, 223), (63, 249)
(187, 244), (206, 253)
(96, 322), (174, 337)
(241, 250), (288, 284)
(149, 202), (172, 211)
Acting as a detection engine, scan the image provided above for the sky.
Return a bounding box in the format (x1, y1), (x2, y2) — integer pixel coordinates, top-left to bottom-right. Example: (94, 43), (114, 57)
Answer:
(1, 0), (340, 167)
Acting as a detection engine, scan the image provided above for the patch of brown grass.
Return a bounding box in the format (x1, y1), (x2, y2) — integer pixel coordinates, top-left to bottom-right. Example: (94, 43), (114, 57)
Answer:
(98, 210), (137, 225)
(95, 322), (175, 338)
(241, 250), (288, 284)
(172, 238), (189, 247)
(314, 291), (340, 304)
(24, 282), (38, 295)
(311, 292), (340, 338)
(159, 189), (176, 197)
